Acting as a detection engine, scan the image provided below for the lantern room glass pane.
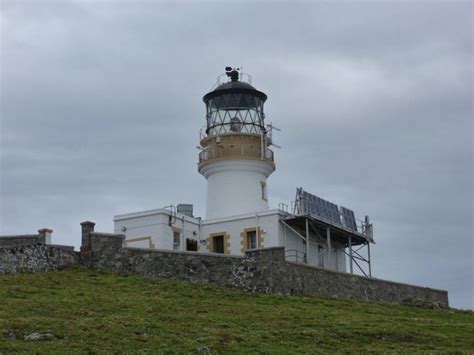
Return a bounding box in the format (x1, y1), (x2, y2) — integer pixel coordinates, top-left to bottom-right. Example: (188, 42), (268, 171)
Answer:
(205, 93), (266, 137)
(209, 94), (261, 110)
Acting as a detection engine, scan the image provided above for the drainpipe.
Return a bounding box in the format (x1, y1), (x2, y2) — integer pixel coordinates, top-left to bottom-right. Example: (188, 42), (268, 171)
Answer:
(349, 235), (353, 274)
(198, 217), (202, 251)
(305, 218), (309, 264)
(326, 227), (332, 269)
(255, 212), (260, 249)
(181, 215), (185, 251)
(282, 216), (286, 250)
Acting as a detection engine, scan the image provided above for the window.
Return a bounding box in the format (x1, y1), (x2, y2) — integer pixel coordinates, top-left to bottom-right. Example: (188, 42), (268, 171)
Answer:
(173, 231), (180, 250)
(242, 228), (262, 252)
(212, 235), (225, 254)
(247, 230), (257, 250)
(186, 239), (198, 252)
(261, 181), (267, 200)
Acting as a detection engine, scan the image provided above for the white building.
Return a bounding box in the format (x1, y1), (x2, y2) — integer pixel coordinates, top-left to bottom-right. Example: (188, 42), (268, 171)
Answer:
(114, 68), (373, 275)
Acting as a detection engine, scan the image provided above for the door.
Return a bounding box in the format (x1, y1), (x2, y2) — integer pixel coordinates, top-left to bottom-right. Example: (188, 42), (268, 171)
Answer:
(213, 235), (225, 254)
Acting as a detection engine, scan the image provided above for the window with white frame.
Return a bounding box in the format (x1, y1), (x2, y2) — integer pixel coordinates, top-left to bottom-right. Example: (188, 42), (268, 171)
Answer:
(173, 230), (181, 250)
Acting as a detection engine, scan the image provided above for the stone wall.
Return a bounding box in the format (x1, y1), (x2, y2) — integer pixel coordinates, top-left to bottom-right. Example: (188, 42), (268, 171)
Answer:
(83, 232), (268, 292)
(0, 244), (78, 274)
(0, 235), (46, 248)
(0, 228), (78, 274)
(268, 250), (449, 305)
(83, 230), (449, 307)
(0, 223), (449, 308)
(0, 228), (53, 248)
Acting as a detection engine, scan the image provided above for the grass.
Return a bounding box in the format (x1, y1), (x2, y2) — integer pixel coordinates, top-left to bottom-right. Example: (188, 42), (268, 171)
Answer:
(0, 267), (473, 353)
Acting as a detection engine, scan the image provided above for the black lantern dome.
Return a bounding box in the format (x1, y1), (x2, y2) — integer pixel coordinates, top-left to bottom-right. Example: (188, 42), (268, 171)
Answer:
(203, 67), (267, 137)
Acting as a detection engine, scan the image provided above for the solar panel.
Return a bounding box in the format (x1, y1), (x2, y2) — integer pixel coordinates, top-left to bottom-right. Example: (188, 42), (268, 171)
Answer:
(340, 206), (357, 231)
(294, 187), (373, 240)
(297, 188), (342, 226)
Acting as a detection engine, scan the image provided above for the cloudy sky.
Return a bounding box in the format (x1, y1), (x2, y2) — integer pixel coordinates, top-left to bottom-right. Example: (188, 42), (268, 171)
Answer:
(1, 1), (472, 308)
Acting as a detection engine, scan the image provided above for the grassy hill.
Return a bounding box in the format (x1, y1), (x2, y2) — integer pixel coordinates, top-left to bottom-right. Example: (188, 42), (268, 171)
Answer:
(0, 267), (472, 353)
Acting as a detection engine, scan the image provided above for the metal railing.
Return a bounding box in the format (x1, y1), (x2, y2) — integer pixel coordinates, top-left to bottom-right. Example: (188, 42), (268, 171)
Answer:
(199, 125), (267, 141)
(278, 203), (289, 213)
(198, 146), (274, 163)
(285, 249), (307, 263)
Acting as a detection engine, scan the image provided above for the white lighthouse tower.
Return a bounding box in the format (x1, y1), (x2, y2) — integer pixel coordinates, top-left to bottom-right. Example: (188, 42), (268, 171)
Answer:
(198, 68), (275, 219)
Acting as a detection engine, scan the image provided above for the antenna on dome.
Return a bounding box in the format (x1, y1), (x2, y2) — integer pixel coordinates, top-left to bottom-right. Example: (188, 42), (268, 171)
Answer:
(225, 66), (240, 82)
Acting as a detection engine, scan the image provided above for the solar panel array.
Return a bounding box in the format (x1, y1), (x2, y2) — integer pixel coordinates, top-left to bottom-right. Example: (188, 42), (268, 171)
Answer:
(340, 206), (357, 231)
(296, 188), (359, 232)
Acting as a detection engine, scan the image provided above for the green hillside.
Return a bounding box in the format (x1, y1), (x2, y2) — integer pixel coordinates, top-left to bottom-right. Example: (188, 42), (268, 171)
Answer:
(0, 267), (472, 353)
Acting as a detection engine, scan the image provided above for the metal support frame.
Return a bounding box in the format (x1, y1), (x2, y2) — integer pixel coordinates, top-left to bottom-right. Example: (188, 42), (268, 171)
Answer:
(326, 227), (331, 268)
(348, 236), (353, 274)
(282, 217), (330, 267)
(305, 218), (310, 264)
(281, 220), (307, 242)
(281, 220), (308, 263)
(282, 215), (372, 277)
(344, 241), (372, 277)
(367, 242), (372, 277)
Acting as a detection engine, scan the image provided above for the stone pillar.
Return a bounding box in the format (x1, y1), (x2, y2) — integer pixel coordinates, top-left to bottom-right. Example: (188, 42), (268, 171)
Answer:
(80, 221), (95, 252)
(38, 228), (53, 244)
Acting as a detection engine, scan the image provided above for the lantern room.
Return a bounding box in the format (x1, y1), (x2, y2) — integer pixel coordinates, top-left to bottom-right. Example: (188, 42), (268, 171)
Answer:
(202, 67), (268, 137)
(198, 67), (276, 219)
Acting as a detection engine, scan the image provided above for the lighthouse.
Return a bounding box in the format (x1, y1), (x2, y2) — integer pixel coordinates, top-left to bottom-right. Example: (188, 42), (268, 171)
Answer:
(114, 67), (372, 275)
(198, 67), (275, 219)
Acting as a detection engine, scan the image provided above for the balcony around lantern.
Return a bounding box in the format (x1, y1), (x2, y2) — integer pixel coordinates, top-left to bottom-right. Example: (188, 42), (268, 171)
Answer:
(198, 144), (274, 165)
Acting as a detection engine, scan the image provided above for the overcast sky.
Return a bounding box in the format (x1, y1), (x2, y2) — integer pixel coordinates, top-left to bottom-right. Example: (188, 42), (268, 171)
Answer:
(1, 1), (472, 309)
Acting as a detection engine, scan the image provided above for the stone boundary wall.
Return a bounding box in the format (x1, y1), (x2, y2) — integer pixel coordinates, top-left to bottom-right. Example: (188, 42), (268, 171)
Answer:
(0, 228), (53, 248)
(0, 244), (79, 274)
(83, 230), (449, 307)
(0, 223), (449, 308)
(0, 235), (45, 248)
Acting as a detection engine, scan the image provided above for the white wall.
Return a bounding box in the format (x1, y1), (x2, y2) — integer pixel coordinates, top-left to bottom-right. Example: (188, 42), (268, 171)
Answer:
(114, 211), (168, 248)
(161, 214), (201, 251)
(201, 211), (281, 253)
(126, 238), (151, 249)
(200, 160), (274, 219)
(114, 208), (347, 272)
(281, 224), (307, 262)
(279, 221), (347, 272)
(337, 248), (346, 272)
(114, 209), (200, 252)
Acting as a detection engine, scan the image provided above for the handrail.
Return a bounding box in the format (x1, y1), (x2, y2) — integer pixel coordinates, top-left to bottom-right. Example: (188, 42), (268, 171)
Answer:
(199, 145), (274, 163)
(285, 249), (306, 263)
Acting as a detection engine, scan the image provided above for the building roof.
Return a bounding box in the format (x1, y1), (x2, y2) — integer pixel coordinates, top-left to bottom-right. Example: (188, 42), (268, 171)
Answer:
(203, 80), (267, 102)
(214, 81), (256, 90)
